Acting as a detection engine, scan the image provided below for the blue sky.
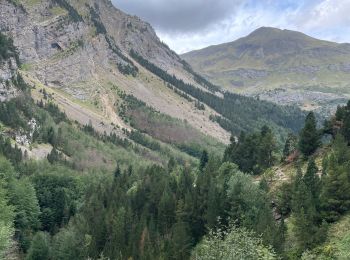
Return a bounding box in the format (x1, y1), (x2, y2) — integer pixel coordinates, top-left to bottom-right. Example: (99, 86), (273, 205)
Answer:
(113, 0), (350, 54)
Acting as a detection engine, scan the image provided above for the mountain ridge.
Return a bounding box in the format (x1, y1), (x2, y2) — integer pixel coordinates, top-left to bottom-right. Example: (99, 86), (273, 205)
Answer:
(0, 1), (306, 150)
(182, 27), (350, 116)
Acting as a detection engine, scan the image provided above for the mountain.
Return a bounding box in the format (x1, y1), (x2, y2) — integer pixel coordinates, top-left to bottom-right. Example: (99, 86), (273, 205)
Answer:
(0, 0), (230, 145)
(182, 27), (350, 116)
(1, 3), (350, 260)
(0, 1), (306, 149)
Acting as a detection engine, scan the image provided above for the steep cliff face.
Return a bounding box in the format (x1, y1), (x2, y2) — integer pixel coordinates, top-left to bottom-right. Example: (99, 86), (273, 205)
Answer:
(0, 0), (230, 143)
(0, 57), (18, 101)
(0, 32), (19, 101)
(0, 0), (199, 93)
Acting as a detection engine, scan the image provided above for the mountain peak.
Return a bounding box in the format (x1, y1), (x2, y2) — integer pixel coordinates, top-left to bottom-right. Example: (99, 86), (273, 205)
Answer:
(240, 27), (321, 47)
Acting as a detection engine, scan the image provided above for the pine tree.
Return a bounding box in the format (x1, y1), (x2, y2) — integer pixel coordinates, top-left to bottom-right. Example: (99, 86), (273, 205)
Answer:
(299, 112), (321, 156)
(341, 101), (350, 144)
(169, 200), (192, 260)
(292, 176), (318, 250)
(114, 165), (121, 179)
(158, 188), (175, 233)
(199, 150), (209, 171)
(304, 158), (320, 200)
(258, 126), (277, 170)
(321, 134), (350, 222)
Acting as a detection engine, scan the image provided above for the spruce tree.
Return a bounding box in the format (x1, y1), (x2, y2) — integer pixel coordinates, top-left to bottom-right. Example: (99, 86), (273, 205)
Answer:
(321, 134), (350, 222)
(341, 101), (350, 144)
(292, 175), (318, 250)
(199, 150), (209, 171)
(304, 158), (320, 202)
(299, 112), (320, 156)
(258, 126), (276, 170)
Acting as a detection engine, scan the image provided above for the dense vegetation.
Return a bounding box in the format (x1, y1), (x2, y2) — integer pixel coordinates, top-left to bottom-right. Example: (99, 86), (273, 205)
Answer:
(52, 0), (83, 22)
(224, 125), (277, 174)
(119, 93), (225, 158)
(1, 32), (350, 260)
(130, 49), (305, 139)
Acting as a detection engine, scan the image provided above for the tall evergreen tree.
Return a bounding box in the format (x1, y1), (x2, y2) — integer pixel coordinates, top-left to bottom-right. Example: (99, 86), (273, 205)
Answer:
(199, 150), (209, 171)
(291, 173), (318, 251)
(304, 158), (320, 203)
(321, 134), (350, 222)
(299, 112), (321, 156)
(258, 125), (277, 170)
(341, 101), (350, 144)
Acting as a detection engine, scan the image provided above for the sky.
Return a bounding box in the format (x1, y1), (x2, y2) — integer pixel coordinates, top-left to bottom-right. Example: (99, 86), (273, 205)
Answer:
(112, 0), (350, 54)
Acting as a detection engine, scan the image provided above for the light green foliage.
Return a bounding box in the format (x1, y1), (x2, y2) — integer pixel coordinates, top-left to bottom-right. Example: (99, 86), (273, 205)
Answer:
(8, 178), (41, 250)
(226, 165), (277, 242)
(191, 224), (277, 260)
(301, 214), (350, 259)
(0, 183), (14, 259)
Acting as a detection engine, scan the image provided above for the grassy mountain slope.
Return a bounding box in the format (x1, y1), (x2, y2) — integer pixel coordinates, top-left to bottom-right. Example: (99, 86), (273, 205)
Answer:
(182, 27), (350, 116)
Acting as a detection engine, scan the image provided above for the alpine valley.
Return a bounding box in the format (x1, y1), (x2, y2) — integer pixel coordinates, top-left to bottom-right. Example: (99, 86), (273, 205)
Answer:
(0, 1), (350, 260)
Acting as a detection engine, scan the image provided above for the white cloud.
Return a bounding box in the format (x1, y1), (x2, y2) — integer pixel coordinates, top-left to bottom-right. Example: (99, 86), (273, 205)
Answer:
(113, 0), (350, 54)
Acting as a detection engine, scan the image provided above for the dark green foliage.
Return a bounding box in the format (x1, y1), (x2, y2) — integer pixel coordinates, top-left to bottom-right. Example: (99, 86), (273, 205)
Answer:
(0, 136), (23, 166)
(88, 5), (107, 34)
(47, 148), (64, 164)
(12, 74), (30, 92)
(275, 182), (293, 216)
(194, 100), (205, 110)
(130, 50), (305, 135)
(165, 83), (193, 102)
(105, 37), (139, 76)
(181, 60), (220, 92)
(128, 130), (161, 151)
(199, 150), (208, 171)
(32, 173), (80, 233)
(38, 101), (67, 124)
(321, 134), (350, 222)
(291, 167), (319, 251)
(304, 158), (320, 203)
(299, 112), (321, 156)
(0, 32), (18, 64)
(52, 0), (83, 22)
(117, 63), (138, 77)
(287, 163), (327, 255)
(0, 95), (34, 130)
(223, 126), (277, 174)
(339, 101), (350, 144)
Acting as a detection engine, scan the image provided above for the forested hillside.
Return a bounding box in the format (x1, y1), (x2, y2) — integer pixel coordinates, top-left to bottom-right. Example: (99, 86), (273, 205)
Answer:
(1, 0), (350, 259)
(0, 30), (350, 259)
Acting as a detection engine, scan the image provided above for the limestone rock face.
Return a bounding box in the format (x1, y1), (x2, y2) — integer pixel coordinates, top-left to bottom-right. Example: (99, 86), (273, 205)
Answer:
(0, 57), (18, 101)
(0, 0), (195, 98)
(0, 0), (230, 143)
